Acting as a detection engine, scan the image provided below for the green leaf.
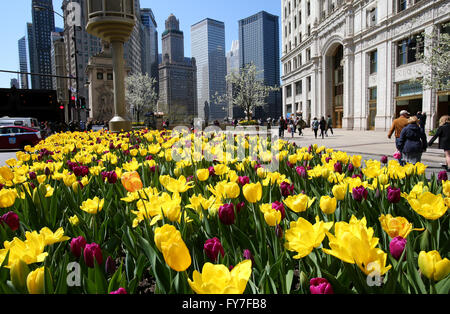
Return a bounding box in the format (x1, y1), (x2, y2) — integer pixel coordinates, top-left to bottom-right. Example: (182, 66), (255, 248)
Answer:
(108, 263), (123, 293)
(436, 276), (450, 294)
(285, 269), (294, 294)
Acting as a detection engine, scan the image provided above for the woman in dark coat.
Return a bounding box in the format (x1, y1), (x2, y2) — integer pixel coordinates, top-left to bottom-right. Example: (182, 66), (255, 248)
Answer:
(319, 117), (327, 139)
(428, 115), (450, 171)
(397, 116), (428, 165)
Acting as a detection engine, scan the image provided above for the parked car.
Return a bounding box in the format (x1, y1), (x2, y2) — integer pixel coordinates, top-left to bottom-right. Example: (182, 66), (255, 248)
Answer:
(0, 117), (39, 129)
(0, 126), (42, 150)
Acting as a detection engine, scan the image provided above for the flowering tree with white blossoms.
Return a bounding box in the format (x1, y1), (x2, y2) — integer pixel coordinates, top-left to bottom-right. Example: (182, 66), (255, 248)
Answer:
(125, 73), (158, 123)
(214, 63), (279, 122)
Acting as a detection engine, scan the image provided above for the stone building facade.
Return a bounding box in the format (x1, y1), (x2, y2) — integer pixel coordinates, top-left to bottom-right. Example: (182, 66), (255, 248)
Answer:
(159, 14), (197, 124)
(86, 42), (131, 123)
(281, 0), (450, 131)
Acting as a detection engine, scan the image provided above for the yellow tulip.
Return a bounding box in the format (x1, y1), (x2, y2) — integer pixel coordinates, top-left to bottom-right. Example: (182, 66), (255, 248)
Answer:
(188, 260), (252, 294)
(379, 214), (424, 238)
(408, 192), (448, 220)
(80, 197), (104, 214)
(322, 216), (391, 276)
(10, 259), (30, 292)
(242, 182), (262, 203)
(196, 169), (210, 182)
(319, 196), (337, 215)
(63, 173), (77, 187)
(26, 267), (45, 294)
(285, 216), (333, 259)
(259, 204), (281, 227)
(0, 188), (17, 208)
(0, 166), (14, 181)
(418, 251), (450, 281)
(332, 184), (347, 201)
(442, 180), (450, 198)
(224, 182), (240, 199)
(159, 175), (194, 193)
(154, 224), (191, 272)
(283, 194), (315, 213)
(69, 215), (80, 226)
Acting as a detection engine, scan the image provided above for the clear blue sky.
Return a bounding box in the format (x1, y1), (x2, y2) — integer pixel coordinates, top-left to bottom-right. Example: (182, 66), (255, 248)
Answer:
(0, 0), (281, 89)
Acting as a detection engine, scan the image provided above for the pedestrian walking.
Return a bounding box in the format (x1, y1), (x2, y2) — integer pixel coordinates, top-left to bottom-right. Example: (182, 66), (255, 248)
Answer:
(428, 115), (450, 171)
(397, 116), (428, 164)
(312, 117), (319, 139)
(416, 111), (427, 134)
(289, 119), (295, 138)
(279, 117), (285, 137)
(388, 110), (410, 165)
(319, 116), (327, 139)
(326, 115), (334, 136)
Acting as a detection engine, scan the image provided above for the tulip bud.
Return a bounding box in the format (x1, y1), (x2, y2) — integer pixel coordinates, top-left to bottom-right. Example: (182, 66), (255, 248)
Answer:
(243, 249), (254, 266)
(352, 186), (368, 202)
(238, 176), (250, 186)
(218, 204), (235, 226)
(310, 277), (334, 294)
(347, 163), (354, 173)
(280, 182), (294, 197)
(107, 171), (118, 184)
(236, 202), (246, 213)
(26, 267), (46, 294)
(105, 256), (116, 275)
(387, 187), (401, 204)
(110, 287), (127, 294)
(10, 259), (30, 292)
(44, 167), (50, 176)
(334, 162), (342, 174)
(204, 237), (225, 262)
(1, 211), (20, 231)
(296, 166), (307, 178)
(272, 201), (286, 220)
(70, 236), (87, 258)
(84, 243), (103, 268)
(208, 166), (215, 176)
(390, 236), (407, 260)
(438, 171), (448, 182)
(275, 224), (283, 238)
(28, 172), (37, 180)
(381, 155), (388, 164)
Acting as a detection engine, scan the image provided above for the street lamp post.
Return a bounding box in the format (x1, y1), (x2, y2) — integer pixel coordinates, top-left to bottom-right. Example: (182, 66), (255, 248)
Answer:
(85, 0), (135, 133)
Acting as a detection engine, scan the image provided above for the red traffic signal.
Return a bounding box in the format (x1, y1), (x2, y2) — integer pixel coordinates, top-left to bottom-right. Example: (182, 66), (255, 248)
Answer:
(71, 96), (76, 101)
(60, 105), (65, 110)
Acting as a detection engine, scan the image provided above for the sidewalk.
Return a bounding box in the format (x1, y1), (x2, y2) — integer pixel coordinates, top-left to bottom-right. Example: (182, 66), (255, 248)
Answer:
(282, 129), (445, 176)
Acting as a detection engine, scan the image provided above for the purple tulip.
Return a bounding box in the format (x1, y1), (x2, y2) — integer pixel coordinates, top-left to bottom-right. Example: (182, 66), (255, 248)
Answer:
(236, 202), (246, 213)
(334, 162), (343, 174)
(347, 163), (354, 173)
(387, 186), (401, 204)
(110, 288), (127, 294)
(208, 166), (215, 176)
(84, 243), (103, 268)
(105, 256), (116, 275)
(438, 171), (448, 182)
(107, 171), (118, 184)
(70, 236), (87, 258)
(310, 278), (334, 294)
(280, 182), (294, 197)
(272, 201), (286, 220)
(325, 157), (332, 163)
(0, 212), (20, 231)
(390, 236), (407, 261)
(352, 186), (368, 202)
(218, 204), (235, 225)
(28, 172), (37, 180)
(204, 237), (225, 262)
(275, 224), (284, 238)
(381, 155), (388, 164)
(296, 166), (307, 178)
(243, 249), (254, 266)
(238, 176), (250, 186)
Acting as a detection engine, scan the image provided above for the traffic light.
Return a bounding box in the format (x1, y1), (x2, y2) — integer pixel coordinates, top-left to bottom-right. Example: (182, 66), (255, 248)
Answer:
(68, 89), (75, 108)
(80, 97), (86, 109)
(60, 105), (65, 110)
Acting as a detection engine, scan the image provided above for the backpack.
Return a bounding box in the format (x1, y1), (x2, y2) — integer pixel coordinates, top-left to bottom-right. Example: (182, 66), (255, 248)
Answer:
(312, 120), (319, 130)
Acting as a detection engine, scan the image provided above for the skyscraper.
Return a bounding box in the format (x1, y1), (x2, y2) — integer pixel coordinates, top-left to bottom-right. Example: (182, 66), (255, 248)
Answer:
(26, 23), (37, 89)
(51, 30), (68, 119)
(191, 18), (227, 120)
(239, 11), (281, 119)
(30, 0), (55, 90)
(226, 40), (240, 118)
(159, 14), (197, 124)
(62, 0), (102, 120)
(124, 0), (143, 75)
(18, 36), (29, 89)
(140, 8), (159, 88)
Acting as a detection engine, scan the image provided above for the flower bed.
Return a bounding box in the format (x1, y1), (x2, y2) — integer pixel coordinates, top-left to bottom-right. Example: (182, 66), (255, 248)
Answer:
(0, 129), (448, 294)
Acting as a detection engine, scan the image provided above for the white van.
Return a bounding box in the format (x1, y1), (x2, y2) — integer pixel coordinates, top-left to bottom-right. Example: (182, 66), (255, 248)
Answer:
(0, 117), (39, 129)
